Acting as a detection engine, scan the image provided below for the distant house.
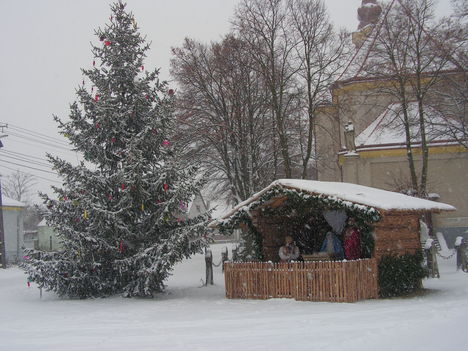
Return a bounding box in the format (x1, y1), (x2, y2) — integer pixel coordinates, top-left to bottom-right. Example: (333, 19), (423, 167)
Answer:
(1, 195), (26, 264)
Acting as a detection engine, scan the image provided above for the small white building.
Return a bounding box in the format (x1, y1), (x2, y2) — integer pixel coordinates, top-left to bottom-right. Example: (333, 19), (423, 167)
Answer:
(1, 195), (26, 264)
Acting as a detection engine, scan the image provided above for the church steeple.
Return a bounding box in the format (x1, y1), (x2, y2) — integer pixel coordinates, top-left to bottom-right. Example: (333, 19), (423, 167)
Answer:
(358, 0), (382, 29)
(352, 0), (382, 48)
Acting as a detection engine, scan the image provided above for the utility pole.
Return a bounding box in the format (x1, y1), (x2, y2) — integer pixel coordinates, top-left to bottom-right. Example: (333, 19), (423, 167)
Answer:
(0, 123), (8, 268)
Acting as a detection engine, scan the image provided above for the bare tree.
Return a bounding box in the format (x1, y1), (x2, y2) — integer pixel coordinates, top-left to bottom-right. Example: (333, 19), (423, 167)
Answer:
(427, 1), (467, 149)
(1, 170), (36, 203)
(287, 0), (351, 178)
(171, 36), (274, 203)
(233, 0), (300, 178)
(363, 0), (457, 196)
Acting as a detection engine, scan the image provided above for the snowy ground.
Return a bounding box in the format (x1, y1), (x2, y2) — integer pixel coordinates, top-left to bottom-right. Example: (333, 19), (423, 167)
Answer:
(1, 244), (467, 351)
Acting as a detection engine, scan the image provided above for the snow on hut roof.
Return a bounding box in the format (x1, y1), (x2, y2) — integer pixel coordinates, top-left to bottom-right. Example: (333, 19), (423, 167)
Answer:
(355, 102), (463, 148)
(1, 195), (26, 208)
(211, 179), (455, 226)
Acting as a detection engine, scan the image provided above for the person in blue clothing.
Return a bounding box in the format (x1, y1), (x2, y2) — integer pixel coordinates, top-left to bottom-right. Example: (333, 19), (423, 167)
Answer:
(320, 231), (344, 260)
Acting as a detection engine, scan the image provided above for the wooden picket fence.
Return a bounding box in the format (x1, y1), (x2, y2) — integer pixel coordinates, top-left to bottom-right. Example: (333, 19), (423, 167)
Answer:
(224, 259), (378, 303)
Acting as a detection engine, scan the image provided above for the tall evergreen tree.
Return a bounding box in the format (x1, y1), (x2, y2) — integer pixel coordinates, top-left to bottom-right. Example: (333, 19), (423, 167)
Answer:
(24, 2), (209, 298)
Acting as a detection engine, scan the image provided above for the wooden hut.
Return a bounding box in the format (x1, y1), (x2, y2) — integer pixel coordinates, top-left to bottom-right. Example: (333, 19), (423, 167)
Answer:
(210, 179), (455, 302)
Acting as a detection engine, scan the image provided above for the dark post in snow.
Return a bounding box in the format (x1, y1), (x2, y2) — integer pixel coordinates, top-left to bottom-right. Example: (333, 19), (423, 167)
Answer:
(221, 247), (228, 273)
(0, 176), (6, 269)
(0, 130), (7, 269)
(205, 248), (213, 285)
(424, 238), (439, 278)
(455, 237), (467, 272)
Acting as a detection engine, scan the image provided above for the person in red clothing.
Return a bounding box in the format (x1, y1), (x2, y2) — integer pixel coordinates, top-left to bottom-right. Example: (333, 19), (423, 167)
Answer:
(343, 217), (361, 260)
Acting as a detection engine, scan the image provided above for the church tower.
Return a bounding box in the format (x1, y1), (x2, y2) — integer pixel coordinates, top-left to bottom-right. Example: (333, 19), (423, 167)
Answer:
(352, 0), (382, 48)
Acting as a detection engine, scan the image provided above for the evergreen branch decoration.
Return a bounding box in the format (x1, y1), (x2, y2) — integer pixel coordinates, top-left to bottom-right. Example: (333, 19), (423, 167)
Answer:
(217, 185), (380, 260)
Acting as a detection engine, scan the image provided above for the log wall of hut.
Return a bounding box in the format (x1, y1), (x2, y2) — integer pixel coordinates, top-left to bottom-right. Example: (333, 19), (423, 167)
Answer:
(373, 211), (421, 260)
(251, 210), (290, 262)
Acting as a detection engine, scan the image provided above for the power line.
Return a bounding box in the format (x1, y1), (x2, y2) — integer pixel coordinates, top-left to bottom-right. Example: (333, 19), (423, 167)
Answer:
(8, 131), (73, 151)
(0, 151), (53, 169)
(0, 157), (58, 176)
(0, 149), (51, 163)
(5, 136), (77, 158)
(6, 123), (70, 146)
(0, 163), (62, 185)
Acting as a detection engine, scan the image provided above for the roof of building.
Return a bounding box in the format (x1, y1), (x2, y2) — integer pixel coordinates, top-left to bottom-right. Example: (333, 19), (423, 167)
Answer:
(355, 101), (464, 148)
(1, 195), (26, 208)
(211, 179), (455, 226)
(336, 0), (462, 84)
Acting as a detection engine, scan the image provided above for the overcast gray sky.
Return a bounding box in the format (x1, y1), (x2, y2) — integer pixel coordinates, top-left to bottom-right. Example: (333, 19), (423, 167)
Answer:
(0, 0), (454, 203)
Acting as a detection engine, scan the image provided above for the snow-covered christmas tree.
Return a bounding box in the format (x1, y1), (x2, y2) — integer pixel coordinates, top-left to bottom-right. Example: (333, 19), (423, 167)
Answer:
(24, 1), (209, 298)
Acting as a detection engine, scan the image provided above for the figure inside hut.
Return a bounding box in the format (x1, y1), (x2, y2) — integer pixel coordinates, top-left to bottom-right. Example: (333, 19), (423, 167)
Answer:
(279, 235), (300, 262)
(343, 217), (361, 260)
(320, 231), (344, 260)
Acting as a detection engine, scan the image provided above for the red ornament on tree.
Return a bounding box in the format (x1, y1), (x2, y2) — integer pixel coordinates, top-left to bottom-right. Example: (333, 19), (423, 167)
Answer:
(111, 137), (116, 143)
(121, 183), (125, 190)
(162, 140), (170, 147)
(145, 94), (149, 100)
(95, 94), (100, 102)
(104, 41), (111, 46)
(119, 240), (124, 253)
(163, 183), (169, 192)
(141, 65), (144, 71)
(96, 122), (101, 129)
(168, 89), (175, 96)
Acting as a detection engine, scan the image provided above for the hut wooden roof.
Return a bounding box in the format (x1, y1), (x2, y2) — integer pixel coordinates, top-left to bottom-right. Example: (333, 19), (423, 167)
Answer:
(210, 180), (455, 227)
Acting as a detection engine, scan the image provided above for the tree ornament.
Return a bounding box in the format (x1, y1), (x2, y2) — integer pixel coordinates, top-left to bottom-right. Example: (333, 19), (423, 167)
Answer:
(104, 40), (111, 46)
(121, 183), (125, 190)
(83, 210), (89, 220)
(108, 194), (113, 201)
(119, 240), (124, 253)
(96, 122), (101, 129)
(100, 35), (105, 41)
(95, 94), (100, 102)
(141, 65), (144, 71)
(168, 89), (175, 96)
(162, 140), (170, 147)
(145, 94), (149, 100)
(141, 203), (145, 211)
(27, 281), (30, 288)
(111, 137), (116, 143)
(93, 60), (96, 66)
(163, 183), (169, 192)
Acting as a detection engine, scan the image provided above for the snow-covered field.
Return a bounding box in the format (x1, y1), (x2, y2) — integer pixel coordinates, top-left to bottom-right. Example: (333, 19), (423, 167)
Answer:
(1, 244), (467, 351)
